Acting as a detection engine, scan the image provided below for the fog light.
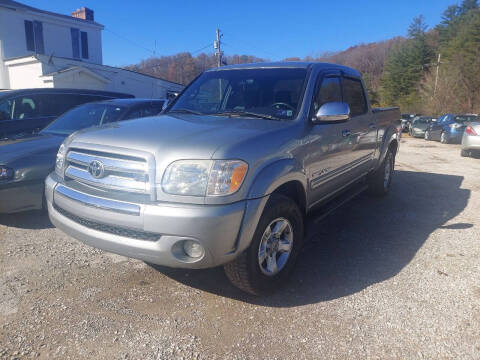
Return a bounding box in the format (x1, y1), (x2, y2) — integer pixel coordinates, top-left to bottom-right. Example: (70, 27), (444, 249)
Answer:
(183, 240), (204, 258)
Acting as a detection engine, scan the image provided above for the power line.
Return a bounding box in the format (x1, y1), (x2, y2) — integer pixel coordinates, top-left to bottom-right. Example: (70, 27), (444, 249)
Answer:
(104, 28), (155, 55)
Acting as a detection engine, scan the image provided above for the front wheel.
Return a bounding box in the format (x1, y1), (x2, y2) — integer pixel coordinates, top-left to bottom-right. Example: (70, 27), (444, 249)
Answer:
(424, 130), (430, 141)
(461, 149), (470, 157)
(224, 194), (304, 295)
(440, 131), (448, 144)
(368, 148), (394, 196)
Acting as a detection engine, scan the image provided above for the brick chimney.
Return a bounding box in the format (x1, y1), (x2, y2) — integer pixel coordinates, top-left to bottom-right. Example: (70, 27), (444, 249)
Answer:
(71, 7), (94, 21)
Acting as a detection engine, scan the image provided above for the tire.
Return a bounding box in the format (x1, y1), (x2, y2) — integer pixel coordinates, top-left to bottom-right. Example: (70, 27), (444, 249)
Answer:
(224, 194), (304, 295)
(461, 149), (470, 157)
(368, 148), (394, 197)
(440, 131), (448, 144)
(424, 130), (430, 141)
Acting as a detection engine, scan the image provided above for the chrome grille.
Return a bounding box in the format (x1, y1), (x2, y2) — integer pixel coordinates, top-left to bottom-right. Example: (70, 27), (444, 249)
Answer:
(64, 149), (151, 195)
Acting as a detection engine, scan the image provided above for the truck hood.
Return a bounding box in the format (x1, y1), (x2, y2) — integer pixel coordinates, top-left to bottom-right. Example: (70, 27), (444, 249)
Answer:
(70, 114), (290, 161)
(0, 134), (65, 164)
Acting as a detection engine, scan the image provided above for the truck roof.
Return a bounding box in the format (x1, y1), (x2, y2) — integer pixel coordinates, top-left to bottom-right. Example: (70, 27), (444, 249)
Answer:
(207, 61), (361, 77)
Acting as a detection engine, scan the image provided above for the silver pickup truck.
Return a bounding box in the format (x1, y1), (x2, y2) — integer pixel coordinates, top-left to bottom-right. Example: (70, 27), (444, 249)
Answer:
(45, 62), (400, 294)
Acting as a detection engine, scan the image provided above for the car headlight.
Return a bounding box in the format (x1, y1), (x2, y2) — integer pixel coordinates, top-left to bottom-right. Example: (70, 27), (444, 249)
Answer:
(162, 160), (248, 196)
(0, 166), (14, 181)
(449, 123), (462, 129)
(55, 143), (67, 177)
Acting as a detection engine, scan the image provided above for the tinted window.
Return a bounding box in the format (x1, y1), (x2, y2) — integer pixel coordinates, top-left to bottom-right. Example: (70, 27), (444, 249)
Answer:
(42, 103), (126, 135)
(125, 107), (143, 120)
(0, 99), (13, 121)
(314, 76), (342, 112)
(343, 78), (367, 117)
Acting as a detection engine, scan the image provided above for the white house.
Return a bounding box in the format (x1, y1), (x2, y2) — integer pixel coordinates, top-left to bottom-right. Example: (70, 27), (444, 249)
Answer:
(0, 0), (183, 98)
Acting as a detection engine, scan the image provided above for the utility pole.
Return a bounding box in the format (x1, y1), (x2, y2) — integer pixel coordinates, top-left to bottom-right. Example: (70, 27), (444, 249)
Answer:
(214, 29), (223, 67)
(434, 53), (441, 97)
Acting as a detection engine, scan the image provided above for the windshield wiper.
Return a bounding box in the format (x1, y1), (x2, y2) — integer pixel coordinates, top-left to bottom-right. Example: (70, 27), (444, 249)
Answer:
(168, 108), (204, 115)
(213, 111), (281, 121)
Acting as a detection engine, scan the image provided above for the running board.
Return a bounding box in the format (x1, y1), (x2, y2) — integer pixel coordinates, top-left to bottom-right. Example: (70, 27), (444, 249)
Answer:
(305, 181), (368, 241)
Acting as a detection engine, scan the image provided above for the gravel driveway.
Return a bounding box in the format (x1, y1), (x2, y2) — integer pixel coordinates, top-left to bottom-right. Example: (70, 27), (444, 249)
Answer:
(1, 137), (479, 359)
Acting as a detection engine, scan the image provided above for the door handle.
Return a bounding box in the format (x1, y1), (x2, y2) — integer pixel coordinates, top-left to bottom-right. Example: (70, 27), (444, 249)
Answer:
(369, 123), (376, 129)
(342, 129), (351, 137)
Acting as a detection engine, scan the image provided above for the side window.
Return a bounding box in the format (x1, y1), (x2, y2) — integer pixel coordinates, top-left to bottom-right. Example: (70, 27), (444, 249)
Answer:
(12, 96), (39, 120)
(313, 76), (342, 113)
(24, 20), (44, 54)
(343, 77), (367, 117)
(0, 99), (13, 121)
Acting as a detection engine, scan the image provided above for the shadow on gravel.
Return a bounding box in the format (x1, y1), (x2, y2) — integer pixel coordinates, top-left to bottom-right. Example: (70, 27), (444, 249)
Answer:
(0, 210), (53, 229)
(153, 170), (470, 307)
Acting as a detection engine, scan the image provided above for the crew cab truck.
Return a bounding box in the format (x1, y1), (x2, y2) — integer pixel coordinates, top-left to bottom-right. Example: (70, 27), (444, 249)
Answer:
(45, 62), (400, 295)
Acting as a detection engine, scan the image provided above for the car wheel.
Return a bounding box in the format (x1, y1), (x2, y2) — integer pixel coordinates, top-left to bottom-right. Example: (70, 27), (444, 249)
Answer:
(440, 131), (448, 144)
(424, 130), (430, 140)
(461, 149), (470, 157)
(224, 194), (304, 295)
(368, 148), (394, 197)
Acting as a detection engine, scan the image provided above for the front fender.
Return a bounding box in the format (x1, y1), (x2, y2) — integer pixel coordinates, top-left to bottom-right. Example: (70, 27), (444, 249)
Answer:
(246, 158), (307, 199)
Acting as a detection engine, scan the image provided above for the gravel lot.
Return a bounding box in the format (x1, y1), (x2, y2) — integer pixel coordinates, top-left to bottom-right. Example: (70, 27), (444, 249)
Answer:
(1, 136), (479, 359)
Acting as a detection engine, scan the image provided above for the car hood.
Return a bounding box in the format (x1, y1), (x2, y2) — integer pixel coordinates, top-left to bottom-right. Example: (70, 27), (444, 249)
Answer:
(70, 114), (291, 160)
(0, 134), (65, 164)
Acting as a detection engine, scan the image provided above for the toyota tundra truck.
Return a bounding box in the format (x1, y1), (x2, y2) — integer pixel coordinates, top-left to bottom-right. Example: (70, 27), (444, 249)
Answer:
(45, 62), (400, 294)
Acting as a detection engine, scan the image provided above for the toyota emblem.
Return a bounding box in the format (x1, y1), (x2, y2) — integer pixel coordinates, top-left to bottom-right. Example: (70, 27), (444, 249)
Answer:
(88, 160), (105, 179)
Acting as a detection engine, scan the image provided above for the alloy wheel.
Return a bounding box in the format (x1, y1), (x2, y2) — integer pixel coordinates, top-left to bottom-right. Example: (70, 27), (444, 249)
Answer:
(258, 217), (293, 276)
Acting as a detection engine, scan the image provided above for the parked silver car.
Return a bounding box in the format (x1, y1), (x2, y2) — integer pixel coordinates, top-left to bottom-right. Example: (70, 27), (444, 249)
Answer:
(45, 62), (400, 294)
(461, 122), (480, 157)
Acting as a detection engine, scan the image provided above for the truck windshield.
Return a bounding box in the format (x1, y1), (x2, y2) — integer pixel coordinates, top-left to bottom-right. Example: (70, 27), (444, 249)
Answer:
(169, 68), (308, 120)
(41, 103), (126, 136)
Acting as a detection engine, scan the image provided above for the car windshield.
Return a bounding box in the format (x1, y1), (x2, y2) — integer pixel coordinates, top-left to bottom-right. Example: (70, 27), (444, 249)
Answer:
(41, 103), (126, 135)
(168, 68), (308, 120)
(414, 117), (432, 124)
(454, 115), (478, 123)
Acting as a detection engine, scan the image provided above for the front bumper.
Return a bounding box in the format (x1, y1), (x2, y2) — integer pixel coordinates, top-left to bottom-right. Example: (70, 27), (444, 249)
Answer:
(46, 175), (266, 269)
(0, 180), (43, 213)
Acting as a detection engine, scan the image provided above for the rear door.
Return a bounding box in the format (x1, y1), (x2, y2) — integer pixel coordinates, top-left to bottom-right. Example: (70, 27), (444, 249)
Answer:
(341, 76), (375, 177)
(431, 115), (448, 140)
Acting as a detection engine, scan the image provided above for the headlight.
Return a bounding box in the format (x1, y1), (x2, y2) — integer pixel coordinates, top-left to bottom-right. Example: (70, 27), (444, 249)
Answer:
(0, 166), (14, 181)
(449, 123), (461, 129)
(55, 143), (67, 177)
(162, 159), (248, 196)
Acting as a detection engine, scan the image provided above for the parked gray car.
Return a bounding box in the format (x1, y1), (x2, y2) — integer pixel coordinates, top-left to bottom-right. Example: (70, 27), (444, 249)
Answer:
(45, 62), (400, 294)
(461, 122), (480, 157)
(0, 98), (165, 213)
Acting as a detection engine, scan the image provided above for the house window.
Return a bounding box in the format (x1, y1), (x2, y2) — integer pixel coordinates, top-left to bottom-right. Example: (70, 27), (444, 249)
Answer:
(81, 31), (89, 59)
(24, 20), (45, 54)
(71, 28), (80, 58)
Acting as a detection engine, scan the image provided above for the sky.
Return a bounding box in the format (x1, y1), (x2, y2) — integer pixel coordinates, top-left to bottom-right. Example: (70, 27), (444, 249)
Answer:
(21, 0), (455, 67)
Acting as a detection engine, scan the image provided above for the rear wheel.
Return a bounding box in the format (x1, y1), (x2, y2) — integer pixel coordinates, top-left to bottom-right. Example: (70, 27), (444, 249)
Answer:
(461, 149), (470, 157)
(224, 194), (304, 295)
(368, 148), (394, 196)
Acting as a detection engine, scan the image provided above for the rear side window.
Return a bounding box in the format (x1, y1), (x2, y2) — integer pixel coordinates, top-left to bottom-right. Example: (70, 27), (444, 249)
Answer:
(314, 76), (342, 113)
(142, 102), (164, 116)
(343, 78), (367, 117)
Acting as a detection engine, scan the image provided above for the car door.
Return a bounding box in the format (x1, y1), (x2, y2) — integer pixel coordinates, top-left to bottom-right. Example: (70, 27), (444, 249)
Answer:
(305, 71), (357, 208)
(0, 96), (15, 138)
(341, 76), (375, 177)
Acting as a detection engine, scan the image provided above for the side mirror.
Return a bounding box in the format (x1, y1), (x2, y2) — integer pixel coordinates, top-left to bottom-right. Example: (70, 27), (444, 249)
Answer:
(313, 102), (350, 124)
